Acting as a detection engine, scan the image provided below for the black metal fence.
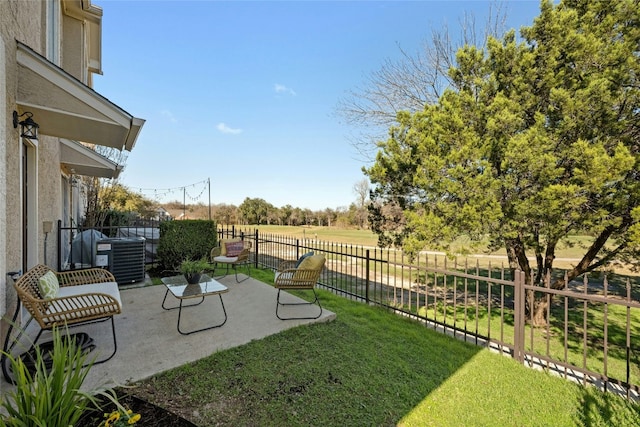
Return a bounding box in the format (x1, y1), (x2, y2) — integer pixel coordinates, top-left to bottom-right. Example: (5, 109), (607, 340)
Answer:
(56, 220), (160, 272)
(220, 225), (640, 400)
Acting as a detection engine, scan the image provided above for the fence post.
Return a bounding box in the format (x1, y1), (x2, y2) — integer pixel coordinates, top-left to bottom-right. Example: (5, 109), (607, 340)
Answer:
(254, 229), (259, 268)
(513, 270), (525, 363)
(365, 249), (370, 303)
(56, 219), (62, 272)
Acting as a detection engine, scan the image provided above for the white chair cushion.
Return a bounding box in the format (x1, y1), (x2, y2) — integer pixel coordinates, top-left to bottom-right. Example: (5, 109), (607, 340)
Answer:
(214, 256), (239, 263)
(52, 281), (122, 311)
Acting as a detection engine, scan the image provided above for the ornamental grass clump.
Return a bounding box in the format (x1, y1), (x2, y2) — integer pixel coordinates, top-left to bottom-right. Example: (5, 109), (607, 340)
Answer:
(0, 325), (134, 427)
(0, 325), (97, 426)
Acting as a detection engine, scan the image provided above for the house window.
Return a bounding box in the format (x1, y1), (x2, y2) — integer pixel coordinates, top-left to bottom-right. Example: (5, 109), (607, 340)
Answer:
(46, 0), (60, 64)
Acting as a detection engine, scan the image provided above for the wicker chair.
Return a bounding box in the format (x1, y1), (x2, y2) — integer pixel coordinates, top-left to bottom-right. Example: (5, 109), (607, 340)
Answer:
(274, 254), (325, 320)
(2, 264), (121, 382)
(210, 238), (252, 282)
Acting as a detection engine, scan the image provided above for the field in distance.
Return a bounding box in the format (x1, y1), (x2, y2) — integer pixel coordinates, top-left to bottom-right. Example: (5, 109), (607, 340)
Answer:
(228, 225), (638, 274)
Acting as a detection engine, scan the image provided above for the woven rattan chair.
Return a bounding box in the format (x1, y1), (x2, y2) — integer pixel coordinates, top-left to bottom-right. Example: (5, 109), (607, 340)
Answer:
(2, 264), (121, 382)
(274, 254), (325, 320)
(210, 239), (252, 282)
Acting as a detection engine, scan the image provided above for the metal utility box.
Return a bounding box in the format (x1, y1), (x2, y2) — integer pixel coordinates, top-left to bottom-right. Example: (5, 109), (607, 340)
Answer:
(95, 237), (145, 285)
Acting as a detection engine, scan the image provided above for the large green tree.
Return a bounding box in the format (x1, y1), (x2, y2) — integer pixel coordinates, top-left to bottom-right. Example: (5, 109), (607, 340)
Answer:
(238, 197), (273, 225)
(366, 0), (640, 324)
(213, 204), (238, 226)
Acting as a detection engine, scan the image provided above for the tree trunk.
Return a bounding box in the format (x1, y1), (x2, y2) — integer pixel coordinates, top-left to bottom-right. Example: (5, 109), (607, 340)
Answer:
(528, 241), (560, 326)
(506, 236), (531, 279)
(506, 236), (552, 327)
(550, 224), (617, 289)
(505, 244), (519, 278)
(529, 290), (549, 327)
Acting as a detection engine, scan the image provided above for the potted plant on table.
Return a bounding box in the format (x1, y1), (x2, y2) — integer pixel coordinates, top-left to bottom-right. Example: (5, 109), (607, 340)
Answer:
(180, 258), (210, 284)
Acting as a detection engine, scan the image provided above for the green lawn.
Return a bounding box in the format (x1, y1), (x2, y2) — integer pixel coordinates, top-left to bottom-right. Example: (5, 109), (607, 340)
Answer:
(131, 267), (640, 426)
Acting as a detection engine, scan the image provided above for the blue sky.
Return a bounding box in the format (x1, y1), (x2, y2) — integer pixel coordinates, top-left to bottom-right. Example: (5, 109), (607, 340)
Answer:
(94, 0), (542, 211)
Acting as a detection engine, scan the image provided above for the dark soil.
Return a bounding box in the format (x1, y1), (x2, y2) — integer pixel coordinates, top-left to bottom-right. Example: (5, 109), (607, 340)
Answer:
(78, 391), (197, 427)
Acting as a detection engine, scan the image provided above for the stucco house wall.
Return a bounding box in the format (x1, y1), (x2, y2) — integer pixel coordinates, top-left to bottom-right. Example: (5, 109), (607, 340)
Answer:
(0, 0), (144, 342)
(0, 38), (7, 319)
(0, 0), (43, 321)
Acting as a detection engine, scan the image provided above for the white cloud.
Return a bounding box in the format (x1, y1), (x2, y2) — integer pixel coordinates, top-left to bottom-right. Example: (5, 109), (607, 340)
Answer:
(160, 109), (177, 123)
(274, 83), (297, 96)
(216, 122), (243, 134)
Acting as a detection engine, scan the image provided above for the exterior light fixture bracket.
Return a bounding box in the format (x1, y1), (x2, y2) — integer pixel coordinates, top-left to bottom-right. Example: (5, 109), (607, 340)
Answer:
(13, 111), (39, 140)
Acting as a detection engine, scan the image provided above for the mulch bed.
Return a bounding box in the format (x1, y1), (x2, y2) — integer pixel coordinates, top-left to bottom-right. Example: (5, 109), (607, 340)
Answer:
(78, 393), (197, 427)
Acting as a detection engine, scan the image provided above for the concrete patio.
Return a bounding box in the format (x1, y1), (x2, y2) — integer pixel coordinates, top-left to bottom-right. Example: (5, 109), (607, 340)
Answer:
(1, 274), (335, 393)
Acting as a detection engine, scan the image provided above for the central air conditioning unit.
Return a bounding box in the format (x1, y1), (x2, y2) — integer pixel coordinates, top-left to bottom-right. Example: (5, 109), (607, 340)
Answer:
(95, 237), (145, 285)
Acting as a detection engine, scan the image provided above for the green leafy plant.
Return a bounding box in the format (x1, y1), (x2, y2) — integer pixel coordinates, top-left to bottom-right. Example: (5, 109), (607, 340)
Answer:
(0, 325), (97, 426)
(0, 325), (131, 427)
(179, 258), (210, 275)
(180, 258), (211, 284)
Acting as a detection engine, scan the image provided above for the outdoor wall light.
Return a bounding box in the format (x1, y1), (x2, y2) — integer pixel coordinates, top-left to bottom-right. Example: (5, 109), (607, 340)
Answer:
(13, 111), (39, 140)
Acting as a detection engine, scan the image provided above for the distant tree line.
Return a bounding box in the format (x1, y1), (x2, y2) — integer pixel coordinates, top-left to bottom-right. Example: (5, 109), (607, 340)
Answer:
(94, 179), (372, 229)
(162, 197), (369, 229)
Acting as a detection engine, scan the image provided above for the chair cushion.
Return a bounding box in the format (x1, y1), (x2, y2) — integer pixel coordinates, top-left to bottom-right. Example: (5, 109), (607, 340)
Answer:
(56, 281), (121, 305)
(297, 254), (325, 271)
(225, 240), (245, 257)
(295, 251), (314, 268)
(50, 282), (121, 315)
(38, 271), (59, 299)
(220, 238), (242, 256)
(214, 255), (239, 263)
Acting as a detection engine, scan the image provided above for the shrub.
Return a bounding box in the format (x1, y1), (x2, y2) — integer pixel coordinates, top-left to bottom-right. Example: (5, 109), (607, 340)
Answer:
(157, 220), (217, 272)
